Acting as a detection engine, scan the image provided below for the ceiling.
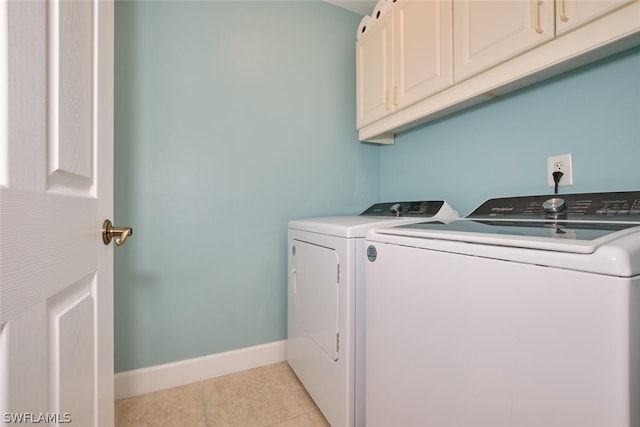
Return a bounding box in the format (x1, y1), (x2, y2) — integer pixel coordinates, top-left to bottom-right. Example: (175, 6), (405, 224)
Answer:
(325, 0), (377, 16)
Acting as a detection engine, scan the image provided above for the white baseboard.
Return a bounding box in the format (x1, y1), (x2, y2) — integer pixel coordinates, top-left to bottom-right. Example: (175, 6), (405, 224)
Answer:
(114, 340), (287, 400)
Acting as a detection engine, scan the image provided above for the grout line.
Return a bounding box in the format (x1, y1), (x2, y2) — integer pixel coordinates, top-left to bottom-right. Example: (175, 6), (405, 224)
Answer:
(198, 381), (209, 427)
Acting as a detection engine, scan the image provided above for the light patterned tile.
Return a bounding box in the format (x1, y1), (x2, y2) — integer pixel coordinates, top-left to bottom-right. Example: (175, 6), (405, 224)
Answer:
(115, 382), (205, 427)
(203, 365), (306, 427)
(279, 364), (320, 413)
(307, 409), (331, 427)
(268, 413), (314, 427)
(277, 363), (330, 426)
(114, 363), (329, 427)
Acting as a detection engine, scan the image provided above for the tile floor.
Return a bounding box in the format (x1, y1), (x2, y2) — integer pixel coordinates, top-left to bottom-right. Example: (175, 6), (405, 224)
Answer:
(115, 362), (331, 427)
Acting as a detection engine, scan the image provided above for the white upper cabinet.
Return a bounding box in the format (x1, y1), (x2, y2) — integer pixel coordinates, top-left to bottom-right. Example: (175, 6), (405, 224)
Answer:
(393, 0), (453, 111)
(356, 0), (640, 142)
(356, 12), (392, 128)
(357, 0), (453, 129)
(453, 0), (555, 82)
(556, 0), (635, 34)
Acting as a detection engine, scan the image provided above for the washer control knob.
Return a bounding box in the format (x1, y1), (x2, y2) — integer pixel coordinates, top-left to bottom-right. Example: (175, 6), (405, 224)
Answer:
(390, 203), (402, 217)
(542, 197), (566, 214)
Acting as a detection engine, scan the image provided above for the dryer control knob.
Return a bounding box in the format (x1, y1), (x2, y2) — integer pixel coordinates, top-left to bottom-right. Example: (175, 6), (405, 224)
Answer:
(390, 203), (402, 217)
(542, 197), (566, 214)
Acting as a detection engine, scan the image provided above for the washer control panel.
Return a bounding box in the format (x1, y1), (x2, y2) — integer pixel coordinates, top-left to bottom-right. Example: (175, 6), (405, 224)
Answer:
(470, 191), (640, 220)
(361, 200), (445, 217)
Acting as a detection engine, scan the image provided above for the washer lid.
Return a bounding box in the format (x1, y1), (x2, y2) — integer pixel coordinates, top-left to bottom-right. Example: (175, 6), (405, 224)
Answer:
(374, 191), (640, 254)
(382, 219), (640, 254)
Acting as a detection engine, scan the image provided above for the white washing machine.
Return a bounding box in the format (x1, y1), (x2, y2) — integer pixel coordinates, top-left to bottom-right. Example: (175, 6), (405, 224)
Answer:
(365, 191), (640, 427)
(287, 201), (459, 427)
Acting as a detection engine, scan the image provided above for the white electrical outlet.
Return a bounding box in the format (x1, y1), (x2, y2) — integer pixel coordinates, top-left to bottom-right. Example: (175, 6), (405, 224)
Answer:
(547, 153), (573, 187)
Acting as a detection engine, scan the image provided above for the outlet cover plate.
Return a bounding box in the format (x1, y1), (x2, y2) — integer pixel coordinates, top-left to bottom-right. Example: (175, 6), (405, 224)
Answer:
(547, 153), (573, 187)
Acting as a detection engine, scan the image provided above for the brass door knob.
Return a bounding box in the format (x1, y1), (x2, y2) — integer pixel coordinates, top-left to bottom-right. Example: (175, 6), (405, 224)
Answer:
(102, 219), (133, 246)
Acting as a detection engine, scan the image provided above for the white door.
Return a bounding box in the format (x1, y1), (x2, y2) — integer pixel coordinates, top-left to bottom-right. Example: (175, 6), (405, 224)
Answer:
(0, 1), (115, 426)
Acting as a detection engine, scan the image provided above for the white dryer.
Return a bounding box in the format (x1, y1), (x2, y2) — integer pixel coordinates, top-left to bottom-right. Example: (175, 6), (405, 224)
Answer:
(287, 201), (458, 427)
(365, 191), (640, 427)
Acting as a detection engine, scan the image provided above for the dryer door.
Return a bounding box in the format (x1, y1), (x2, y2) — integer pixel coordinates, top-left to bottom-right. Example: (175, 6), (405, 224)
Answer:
(292, 240), (339, 361)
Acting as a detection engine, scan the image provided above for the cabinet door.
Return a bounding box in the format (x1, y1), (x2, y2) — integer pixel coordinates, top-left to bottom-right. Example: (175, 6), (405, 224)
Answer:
(556, 0), (634, 34)
(393, 0), (453, 108)
(356, 13), (393, 128)
(454, 0), (554, 82)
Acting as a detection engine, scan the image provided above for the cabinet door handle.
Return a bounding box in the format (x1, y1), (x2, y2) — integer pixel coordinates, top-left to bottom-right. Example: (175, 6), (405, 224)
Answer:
(559, 0), (569, 22)
(535, 0), (544, 34)
(393, 86), (399, 106)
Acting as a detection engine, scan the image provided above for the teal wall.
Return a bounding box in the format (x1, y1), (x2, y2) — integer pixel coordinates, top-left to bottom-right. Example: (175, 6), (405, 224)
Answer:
(380, 46), (640, 216)
(114, 1), (379, 372)
(115, 1), (640, 373)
